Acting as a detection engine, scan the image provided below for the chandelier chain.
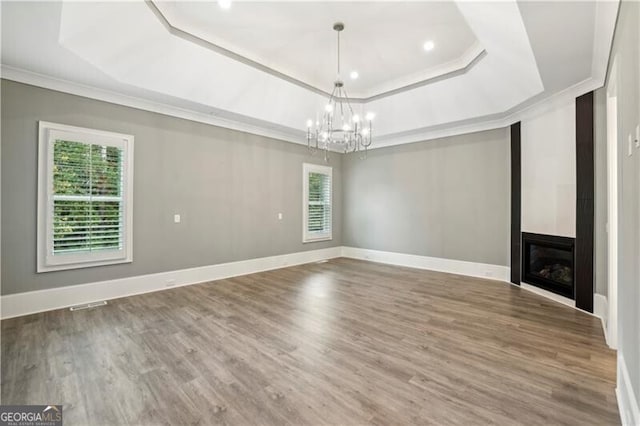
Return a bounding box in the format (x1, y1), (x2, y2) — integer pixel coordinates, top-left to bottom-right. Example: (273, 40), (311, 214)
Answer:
(305, 22), (374, 160)
(337, 30), (340, 76)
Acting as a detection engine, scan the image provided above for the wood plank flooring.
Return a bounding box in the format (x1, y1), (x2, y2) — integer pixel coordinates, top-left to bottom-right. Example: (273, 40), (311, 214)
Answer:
(1, 258), (618, 425)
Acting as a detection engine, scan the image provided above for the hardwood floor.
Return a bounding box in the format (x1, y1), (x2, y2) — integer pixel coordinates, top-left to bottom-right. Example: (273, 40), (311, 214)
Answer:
(1, 258), (618, 425)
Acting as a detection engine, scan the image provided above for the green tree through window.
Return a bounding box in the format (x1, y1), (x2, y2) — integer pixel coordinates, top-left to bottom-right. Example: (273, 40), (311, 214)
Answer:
(53, 140), (124, 254)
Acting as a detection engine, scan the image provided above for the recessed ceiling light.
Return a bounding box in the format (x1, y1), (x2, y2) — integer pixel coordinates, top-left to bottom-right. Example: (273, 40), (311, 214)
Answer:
(218, 0), (232, 10)
(423, 40), (435, 52)
(350, 71), (359, 80)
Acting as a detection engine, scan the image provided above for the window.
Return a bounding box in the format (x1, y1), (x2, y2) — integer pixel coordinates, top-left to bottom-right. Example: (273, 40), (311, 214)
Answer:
(37, 121), (134, 272)
(303, 163), (332, 242)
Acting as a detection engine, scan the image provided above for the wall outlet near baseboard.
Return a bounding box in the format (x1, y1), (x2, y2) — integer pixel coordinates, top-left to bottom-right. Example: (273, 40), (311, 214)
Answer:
(166, 279), (176, 287)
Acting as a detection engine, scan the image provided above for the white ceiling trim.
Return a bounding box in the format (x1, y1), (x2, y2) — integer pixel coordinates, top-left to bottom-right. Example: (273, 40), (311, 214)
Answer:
(370, 76), (603, 150)
(0, 1), (618, 151)
(0, 65), (304, 147)
(591, 0), (620, 86)
(56, 1), (328, 133)
(145, 0), (329, 99)
(147, 0), (486, 102)
(364, 48), (487, 102)
(51, 0), (598, 141)
(0, 65), (602, 153)
(365, 0), (544, 137)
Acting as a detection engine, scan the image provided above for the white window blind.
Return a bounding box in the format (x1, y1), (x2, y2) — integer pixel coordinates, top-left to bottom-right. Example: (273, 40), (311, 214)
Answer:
(38, 122), (134, 272)
(303, 163), (332, 242)
(53, 141), (124, 253)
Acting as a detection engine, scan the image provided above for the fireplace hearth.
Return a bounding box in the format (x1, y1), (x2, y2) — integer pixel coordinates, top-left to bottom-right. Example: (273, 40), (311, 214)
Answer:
(522, 232), (575, 299)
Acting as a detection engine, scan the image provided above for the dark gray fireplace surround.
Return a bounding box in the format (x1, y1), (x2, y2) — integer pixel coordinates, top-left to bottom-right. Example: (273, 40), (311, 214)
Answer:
(522, 232), (575, 299)
(509, 92), (595, 312)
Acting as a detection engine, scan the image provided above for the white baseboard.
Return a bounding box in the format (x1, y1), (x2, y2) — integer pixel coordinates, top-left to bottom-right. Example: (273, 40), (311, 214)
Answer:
(617, 352), (640, 426)
(339, 247), (610, 327)
(594, 293), (608, 323)
(0, 246), (613, 329)
(593, 293), (610, 346)
(341, 246), (510, 282)
(0, 247), (342, 320)
(517, 285), (611, 331)
(519, 282), (576, 308)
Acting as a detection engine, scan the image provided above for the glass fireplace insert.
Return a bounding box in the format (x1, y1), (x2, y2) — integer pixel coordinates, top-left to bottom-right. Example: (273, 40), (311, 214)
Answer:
(522, 232), (575, 299)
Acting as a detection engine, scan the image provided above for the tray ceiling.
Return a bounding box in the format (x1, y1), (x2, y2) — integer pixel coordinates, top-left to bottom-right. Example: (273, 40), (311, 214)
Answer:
(151, 1), (483, 99)
(0, 1), (619, 148)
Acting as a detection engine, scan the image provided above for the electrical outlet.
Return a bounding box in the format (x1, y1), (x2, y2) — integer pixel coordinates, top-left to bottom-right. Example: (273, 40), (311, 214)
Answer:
(166, 279), (176, 287)
(174, 214), (181, 223)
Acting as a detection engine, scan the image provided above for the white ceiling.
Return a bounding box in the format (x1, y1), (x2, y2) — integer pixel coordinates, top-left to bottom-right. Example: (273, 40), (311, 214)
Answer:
(154, 1), (481, 98)
(0, 1), (619, 149)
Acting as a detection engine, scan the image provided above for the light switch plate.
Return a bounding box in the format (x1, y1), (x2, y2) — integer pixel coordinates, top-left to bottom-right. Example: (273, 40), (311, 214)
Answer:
(278, 213), (283, 220)
(174, 214), (181, 223)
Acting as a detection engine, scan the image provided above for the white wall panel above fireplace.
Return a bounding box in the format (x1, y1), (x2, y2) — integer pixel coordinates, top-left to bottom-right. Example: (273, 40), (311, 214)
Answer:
(521, 97), (576, 238)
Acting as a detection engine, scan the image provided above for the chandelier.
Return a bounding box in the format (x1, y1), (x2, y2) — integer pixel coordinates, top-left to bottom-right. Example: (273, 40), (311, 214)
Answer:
(306, 22), (374, 160)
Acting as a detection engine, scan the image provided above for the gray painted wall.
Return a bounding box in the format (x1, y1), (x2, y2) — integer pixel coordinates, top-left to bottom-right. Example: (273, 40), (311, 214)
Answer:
(342, 129), (510, 267)
(1, 80), (342, 295)
(594, 88), (608, 296)
(603, 0), (640, 413)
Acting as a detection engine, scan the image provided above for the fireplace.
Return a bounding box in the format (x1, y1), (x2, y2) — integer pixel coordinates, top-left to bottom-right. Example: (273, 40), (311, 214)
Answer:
(522, 232), (575, 299)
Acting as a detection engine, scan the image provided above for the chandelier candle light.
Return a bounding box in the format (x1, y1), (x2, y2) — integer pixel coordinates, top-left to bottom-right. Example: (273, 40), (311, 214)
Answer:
(306, 22), (374, 160)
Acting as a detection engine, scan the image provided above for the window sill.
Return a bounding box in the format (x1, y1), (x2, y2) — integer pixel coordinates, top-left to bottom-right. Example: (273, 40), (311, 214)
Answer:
(37, 257), (132, 273)
(303, 236), (333, 244)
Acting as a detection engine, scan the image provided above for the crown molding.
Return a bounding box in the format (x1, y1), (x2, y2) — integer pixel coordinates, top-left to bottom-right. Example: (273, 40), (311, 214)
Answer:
(0, 66), (354, 153)
(363, 48), (486, 102)
(370, 76), (603, 149)
(144, 0), (330, 99)
(592, 0), (620, 87)
(1, 65), (603, 153)
(0, 66), (303, 145)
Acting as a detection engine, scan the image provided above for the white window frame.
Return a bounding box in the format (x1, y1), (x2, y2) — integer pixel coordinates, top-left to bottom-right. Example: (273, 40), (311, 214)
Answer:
(302, 163), (332, 243)
(37, 121), (134, 272)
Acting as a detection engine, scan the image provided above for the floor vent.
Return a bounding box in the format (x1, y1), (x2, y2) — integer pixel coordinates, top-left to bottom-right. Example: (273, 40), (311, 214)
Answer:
(69, 301), (108, 311)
